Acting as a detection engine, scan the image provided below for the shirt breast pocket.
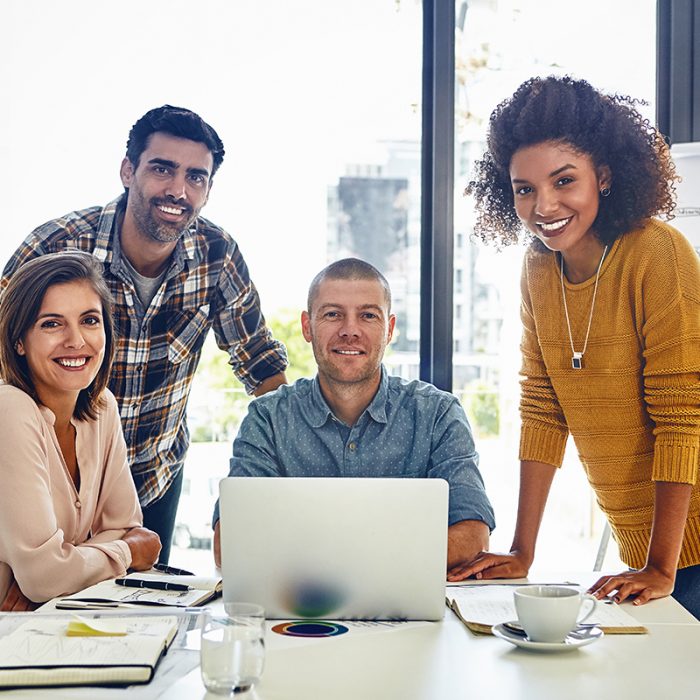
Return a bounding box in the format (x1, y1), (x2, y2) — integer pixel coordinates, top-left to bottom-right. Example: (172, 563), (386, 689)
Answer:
(167, 304), (211, 365)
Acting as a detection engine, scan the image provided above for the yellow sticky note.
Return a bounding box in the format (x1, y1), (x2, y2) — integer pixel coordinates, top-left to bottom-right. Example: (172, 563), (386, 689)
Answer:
(66, 616), (128, 637)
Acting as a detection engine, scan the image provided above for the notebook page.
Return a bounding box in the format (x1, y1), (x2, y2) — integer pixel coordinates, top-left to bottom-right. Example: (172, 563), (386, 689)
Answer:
(0, 616), (177, 686)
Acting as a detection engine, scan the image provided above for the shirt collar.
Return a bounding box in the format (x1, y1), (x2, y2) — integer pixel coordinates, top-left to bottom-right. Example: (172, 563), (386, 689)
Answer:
(96, 194), (199, 274)
(307, 366), (389, 428)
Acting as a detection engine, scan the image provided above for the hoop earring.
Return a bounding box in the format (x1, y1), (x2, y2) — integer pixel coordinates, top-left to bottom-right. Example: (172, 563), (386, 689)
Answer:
(600, 187), (611, 197)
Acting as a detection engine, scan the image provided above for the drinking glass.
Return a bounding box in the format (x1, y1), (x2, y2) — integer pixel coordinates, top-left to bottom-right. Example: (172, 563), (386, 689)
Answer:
(200, 603), (265, 695)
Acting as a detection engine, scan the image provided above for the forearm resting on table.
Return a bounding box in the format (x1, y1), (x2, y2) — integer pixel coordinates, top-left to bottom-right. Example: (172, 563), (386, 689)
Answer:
(121, 527), (162, 570)
(447, 520), (489, 568)
(447, 460), (557, 581)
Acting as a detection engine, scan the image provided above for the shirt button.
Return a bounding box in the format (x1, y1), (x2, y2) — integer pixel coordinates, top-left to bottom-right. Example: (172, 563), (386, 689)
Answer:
(75, 500), (81, 509)
(348, 442), (356, 451)
(136, 365), (143, 372)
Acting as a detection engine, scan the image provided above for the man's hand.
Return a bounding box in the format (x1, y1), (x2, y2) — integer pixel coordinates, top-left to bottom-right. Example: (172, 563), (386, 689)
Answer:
(447, 550), (532, 582)
(213, 520), (222, 568)
(446, 520), (489, 580)
(1, 579), (38, 611)
(122, 527), (162, 570)
(587, 566), (676, 606)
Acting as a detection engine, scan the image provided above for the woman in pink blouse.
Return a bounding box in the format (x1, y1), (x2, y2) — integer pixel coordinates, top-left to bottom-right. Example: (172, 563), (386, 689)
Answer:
(0, 251), (161, 610)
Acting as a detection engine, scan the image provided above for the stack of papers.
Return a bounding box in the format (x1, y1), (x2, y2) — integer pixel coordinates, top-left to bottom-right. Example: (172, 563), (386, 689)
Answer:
(446, 584), (647, 635)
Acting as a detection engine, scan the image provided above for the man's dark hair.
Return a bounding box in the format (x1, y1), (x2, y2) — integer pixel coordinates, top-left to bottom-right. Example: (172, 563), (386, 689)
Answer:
(466, 75), (677, 247)
(307, 258), (392, 312)
(125, 104), (225, 175)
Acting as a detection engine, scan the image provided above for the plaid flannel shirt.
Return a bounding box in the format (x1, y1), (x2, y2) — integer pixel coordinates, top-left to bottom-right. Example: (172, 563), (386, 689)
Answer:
(1, 196), (288, 505)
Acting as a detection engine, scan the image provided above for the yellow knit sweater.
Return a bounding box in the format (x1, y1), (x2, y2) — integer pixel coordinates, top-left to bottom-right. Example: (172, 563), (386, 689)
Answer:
(519, 218), (700, 569)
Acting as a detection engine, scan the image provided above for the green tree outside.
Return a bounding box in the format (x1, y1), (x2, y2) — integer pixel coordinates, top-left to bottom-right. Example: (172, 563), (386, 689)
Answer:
(190, 308), (315, 442)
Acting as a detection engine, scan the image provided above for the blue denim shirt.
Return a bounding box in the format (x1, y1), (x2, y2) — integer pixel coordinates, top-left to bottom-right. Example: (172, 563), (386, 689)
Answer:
(213, 367), (495, 529)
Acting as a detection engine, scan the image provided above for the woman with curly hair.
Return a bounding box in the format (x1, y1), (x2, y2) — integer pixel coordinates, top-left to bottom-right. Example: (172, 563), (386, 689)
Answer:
(452, 76), (700, 618)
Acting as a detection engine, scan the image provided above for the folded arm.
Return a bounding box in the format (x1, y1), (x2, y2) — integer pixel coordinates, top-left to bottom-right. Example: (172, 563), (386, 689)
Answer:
(0, 394), (146, 602)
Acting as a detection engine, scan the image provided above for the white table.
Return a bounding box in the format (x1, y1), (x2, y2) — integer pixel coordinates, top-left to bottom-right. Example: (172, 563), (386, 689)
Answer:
(165, 573), (699, 700)
(6, 574), (700, 699)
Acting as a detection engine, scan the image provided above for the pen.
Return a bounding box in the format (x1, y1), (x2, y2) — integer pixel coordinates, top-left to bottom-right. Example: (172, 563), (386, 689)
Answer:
(153, 563), (196, 576)
(115, 578), (192, 592)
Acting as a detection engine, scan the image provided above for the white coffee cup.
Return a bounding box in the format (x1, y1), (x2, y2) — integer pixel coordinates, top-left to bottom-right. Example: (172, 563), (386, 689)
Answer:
(513, 585), (597, 643)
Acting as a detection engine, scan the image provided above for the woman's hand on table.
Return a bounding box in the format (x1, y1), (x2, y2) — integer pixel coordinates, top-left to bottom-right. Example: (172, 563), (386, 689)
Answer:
(122, 526), (162, 570)
(447, 550), (532, 582)
(1, 579), (39, 611)
(588, 566), (675, 606)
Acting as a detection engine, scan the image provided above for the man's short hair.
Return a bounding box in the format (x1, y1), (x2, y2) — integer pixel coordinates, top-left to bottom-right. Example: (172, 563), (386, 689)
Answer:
(125, 105), (225, 176)
(307, 258), (392, 312)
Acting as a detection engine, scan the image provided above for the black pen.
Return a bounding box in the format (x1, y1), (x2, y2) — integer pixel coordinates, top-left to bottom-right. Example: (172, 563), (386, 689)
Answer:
(115, 578), (192, 592)
(153, 563), (196, 576)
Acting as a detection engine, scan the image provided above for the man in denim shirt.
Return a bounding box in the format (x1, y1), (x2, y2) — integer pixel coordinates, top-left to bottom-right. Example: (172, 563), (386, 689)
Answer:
(213, 258), (494, 578)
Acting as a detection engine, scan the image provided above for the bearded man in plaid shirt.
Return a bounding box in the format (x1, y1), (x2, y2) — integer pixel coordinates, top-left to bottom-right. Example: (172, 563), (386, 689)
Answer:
(1, 105), (288, 563)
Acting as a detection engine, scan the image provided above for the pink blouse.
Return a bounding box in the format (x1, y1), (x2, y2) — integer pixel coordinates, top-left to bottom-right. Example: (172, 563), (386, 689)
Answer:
(0, 384), (142, 603)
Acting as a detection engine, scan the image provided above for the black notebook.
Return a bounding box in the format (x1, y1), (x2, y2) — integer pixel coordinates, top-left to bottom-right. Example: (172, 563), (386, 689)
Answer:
(0, 616), (179, 688)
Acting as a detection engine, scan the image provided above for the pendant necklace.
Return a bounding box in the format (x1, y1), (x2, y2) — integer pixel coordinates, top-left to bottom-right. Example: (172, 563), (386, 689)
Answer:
(559, 245), (608, 370)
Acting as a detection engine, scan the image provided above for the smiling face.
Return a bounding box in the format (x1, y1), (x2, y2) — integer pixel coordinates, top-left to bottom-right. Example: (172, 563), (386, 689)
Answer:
(120, 131), (214, 244)
(510, 141), (610, 260)
(301, 278), (395, 393)
(17, 280), (106, 407)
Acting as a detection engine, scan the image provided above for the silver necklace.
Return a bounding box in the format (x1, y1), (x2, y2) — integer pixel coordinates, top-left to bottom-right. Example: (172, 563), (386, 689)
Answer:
(559, 245), (608, 369)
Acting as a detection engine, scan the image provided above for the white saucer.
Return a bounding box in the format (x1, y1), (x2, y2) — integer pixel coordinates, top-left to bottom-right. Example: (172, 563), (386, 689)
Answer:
(492, 621), (604, 652)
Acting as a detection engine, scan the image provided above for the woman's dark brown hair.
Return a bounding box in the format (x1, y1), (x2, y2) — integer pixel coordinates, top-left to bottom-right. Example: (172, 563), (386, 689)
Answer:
(0, 251), (115, 420)
(466, 75), (678, 246)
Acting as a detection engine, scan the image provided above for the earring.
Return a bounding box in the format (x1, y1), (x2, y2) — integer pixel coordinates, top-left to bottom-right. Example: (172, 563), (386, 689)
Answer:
(600, 187), (611, 197)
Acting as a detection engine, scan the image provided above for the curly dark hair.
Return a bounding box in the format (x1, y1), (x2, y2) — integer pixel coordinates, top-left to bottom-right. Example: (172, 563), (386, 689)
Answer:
(466, 75), (678, 246)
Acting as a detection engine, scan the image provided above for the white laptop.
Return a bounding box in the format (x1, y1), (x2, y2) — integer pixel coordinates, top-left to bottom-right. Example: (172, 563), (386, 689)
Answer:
(219, 477), (448, 621)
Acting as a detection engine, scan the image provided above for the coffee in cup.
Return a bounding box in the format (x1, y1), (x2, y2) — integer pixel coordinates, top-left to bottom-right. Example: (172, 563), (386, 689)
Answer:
(513, 585), (597, 643)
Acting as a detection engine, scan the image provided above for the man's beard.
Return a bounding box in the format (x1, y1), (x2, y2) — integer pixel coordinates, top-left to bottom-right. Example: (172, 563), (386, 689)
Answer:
(131, 190), (196, 243)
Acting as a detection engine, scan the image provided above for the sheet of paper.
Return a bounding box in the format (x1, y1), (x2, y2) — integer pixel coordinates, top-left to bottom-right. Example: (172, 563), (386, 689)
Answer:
(264, 619), (433, 651)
